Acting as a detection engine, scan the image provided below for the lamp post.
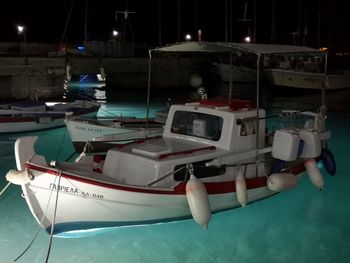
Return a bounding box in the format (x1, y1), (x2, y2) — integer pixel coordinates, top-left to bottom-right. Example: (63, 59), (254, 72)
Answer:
(17, 25), (27, 65)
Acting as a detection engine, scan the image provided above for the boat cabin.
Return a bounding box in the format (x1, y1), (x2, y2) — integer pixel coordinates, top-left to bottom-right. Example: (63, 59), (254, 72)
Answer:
(163, 100), (266, 152)
(100, 99), (267, 187)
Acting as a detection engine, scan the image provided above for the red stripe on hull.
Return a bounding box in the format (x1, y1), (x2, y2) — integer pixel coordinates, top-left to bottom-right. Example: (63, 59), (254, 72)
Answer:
(25, 162), (306, 195)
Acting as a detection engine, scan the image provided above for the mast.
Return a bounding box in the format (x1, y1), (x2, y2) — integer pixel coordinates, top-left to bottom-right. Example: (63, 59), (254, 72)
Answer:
(194, 0), (198, 36)
(177, 0), (181, 42)
(158, 0), (162, 46)
(317, 1), (321, 47)
(225, 0), (228, 42)
(270, 0), (276, 44)
(253, 0), (256, 43)
(84, 0), (88, 41)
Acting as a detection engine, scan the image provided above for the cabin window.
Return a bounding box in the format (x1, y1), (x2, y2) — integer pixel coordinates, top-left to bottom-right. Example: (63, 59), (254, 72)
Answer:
(240, 117), (257, 136)
(173, 160), (226, 181)
(171, 111), (223, 141)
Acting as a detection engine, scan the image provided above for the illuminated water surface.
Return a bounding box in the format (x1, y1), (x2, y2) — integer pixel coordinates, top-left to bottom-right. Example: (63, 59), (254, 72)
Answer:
(1, 83), (350, 263)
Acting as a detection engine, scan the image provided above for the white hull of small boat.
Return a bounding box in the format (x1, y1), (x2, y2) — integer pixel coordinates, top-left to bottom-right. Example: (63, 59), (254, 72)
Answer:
(265, 68), (350, 90)
(0, 100), (100, 133)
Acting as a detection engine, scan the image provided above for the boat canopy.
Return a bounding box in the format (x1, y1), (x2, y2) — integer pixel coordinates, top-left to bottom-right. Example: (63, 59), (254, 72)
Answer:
(150, 41), (326, 57)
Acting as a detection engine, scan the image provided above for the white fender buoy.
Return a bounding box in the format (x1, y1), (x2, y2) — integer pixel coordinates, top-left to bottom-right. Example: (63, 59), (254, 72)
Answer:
(304, 159), (324, 190)
(267, 173), (298, 192)
(5, 169), (33, 185)
(186, 174), (211, 229)
(65, 63), (72, 81)
(100, 67), (106, 81)
(235, 170), (247, 207)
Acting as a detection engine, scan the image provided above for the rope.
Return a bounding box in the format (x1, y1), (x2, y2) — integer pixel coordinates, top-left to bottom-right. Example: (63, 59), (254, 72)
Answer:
(0, 151), (14, 158)
(45, 169), (62, 263)
(13, 225), (42, 262)
(98, 107), (124, 117)
(55, 127), (68, 161)
(0, 182), (11, 196)
(12, 171), (60, 262)
(147, 165), (187, 186)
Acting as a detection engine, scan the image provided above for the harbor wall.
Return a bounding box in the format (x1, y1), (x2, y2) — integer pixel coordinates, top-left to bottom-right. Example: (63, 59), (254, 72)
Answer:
(0, 56), (214, 100)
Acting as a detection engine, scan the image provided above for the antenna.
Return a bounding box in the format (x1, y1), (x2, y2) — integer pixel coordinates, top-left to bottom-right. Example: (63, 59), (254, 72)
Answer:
(115, 9), (136, 21)
(115, 1), (136, 42)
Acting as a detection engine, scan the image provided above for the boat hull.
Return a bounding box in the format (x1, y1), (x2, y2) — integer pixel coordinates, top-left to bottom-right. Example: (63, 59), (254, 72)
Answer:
(21, 162), (304, 235)
(265, 68), (350, 90)
(0, 102), (100, 133)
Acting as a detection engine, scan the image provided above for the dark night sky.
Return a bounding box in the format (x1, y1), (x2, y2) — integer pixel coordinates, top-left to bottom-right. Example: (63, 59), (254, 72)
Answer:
(1, 0), (349, 49)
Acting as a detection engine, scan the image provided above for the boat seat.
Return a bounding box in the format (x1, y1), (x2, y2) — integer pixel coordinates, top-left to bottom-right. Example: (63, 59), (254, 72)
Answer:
(132, 143), (172, 158)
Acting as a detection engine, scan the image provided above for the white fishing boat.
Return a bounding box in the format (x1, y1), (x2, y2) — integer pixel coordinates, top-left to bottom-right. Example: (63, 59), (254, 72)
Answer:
(261, 44), (350, 90)
(4, 42), (336, 236)
(0, 100), (100, 133)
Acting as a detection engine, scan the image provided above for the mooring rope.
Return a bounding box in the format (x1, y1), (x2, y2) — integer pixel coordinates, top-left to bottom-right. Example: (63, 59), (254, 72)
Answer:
(54, 127), (68, 162)
(12, 169), (60, 262)
(0, 182), (11, 196)
(45, 169), (62, 263)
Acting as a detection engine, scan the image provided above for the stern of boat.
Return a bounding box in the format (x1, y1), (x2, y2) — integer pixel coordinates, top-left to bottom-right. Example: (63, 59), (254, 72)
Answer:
(14, 136), (47, 171)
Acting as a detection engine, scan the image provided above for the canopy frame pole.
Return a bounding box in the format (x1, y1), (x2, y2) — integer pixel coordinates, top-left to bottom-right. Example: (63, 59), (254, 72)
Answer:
(228, 53), (233, 99)
(255, 54), (261, 173)
(322, 53), (328, 107)
(146, 50), (153, 128)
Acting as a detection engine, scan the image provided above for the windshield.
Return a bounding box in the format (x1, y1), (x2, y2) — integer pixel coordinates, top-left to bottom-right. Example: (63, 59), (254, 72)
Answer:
(170, 111), (223, 141)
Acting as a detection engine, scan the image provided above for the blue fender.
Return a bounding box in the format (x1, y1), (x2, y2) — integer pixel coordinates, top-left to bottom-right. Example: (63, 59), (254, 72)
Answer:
(321, 148), (336, 176)
(270, 159), (287, 174)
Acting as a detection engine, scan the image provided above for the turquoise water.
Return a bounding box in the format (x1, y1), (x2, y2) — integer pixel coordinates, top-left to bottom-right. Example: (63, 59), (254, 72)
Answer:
(1, 84), (350, 263)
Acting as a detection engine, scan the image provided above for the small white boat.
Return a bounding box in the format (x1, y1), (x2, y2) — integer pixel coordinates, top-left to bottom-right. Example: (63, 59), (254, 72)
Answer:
(4, 42), (335, 236)
(65, 116), (164, 153)
(0, 100), (100, 133)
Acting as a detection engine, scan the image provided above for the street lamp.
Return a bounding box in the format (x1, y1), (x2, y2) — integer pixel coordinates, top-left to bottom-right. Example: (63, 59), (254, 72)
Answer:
(112, 30), (119, 38)
(17, 25), (24, 34)
(185, 34), (191, 41)
(17, 24), (27, 64)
